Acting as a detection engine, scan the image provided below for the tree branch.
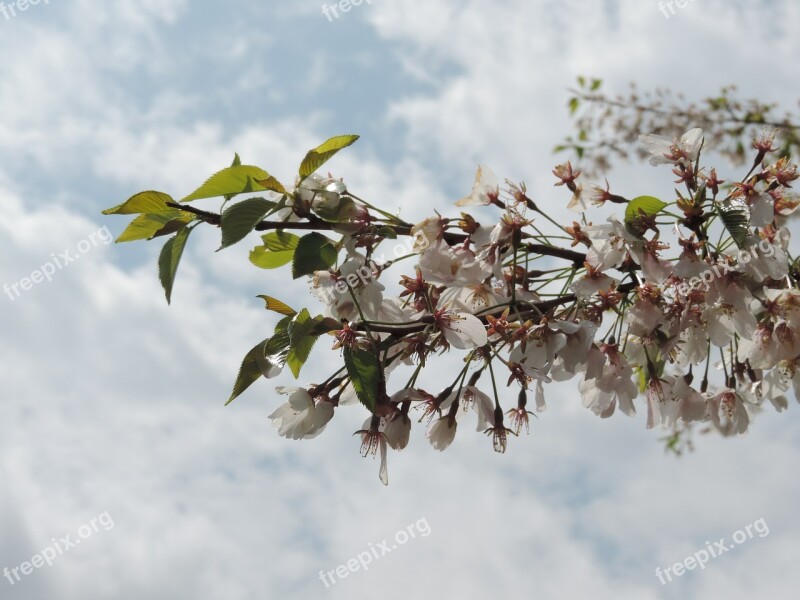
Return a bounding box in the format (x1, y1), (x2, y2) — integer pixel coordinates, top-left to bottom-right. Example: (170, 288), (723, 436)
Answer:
(166, 202), (587, 263)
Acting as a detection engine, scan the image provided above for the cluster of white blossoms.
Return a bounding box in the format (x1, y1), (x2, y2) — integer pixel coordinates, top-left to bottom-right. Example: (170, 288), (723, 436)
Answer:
(254, 126), (800, 485)
(104, 129), (799, 485)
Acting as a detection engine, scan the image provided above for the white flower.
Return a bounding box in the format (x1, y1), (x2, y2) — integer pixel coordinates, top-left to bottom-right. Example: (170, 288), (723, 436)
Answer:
(426, 416), (457, 451)
(701, 278), (759, 348)
(384, 413), (411, 450)
(509, 322), (567, 372)
(357, 417), (390, 485)
(673, 309), (709, 366)
(639, 127), (704, 167)
(435, 310), (488, 349)
(438, 283), (507, 313)
(748, 192), (774, 227)
(569, 270), (619, 301)
(411, 216), (446, 252)
(584, 217), (635, 270)
(459, 385), (495, 431)
(739, 236), (789, 283)
(419, 240), (493, 285)
(268, 387), (334, 440)
(626, 297), (666, 338)
(456, 165), (500, 207)
(672, 378), (707, 424)
(707, 390), (750, 436)
(645, 377), (676, 429)
(579, 343), (637, 418)
(309, 253), (384, 321)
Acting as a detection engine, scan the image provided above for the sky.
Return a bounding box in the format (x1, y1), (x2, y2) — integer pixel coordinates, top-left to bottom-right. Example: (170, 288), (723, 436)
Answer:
(1, 0), (799, 598)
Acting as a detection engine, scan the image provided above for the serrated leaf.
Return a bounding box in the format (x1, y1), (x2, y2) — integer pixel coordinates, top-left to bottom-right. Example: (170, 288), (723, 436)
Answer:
(266, 317), (292, 360)
(158, 225), (193, 304)
(343, 347), (381, 413)
(286, 309), (323, 378)
(292, 232), (338, 279)
(181, 165), (280, 202)
(231, 153), (242, 167)
(151, 217), (196, 239)
(116, 211), (194, 243)
(249, 246), (295, 269)
(256, 295), (297, 317)
(226, 338), (270, 406)
(103, 191), (175, 215)
(249, 231), (301, 269)
(218, 198), (277, 250)
(299, 134), (359, 180)
(254, 175), (288, 195)
(717, 200), (751, 249)
(226, 317), (293, 406)
(261, 231), (301, 251)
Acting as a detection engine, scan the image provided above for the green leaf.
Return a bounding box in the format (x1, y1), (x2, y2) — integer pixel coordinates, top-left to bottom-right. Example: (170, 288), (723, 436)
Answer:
(249, 231), (301, 269)
(102, 191), (175, 215)
(250, 246), (294, 269)
(256, 295), (297, 317)
(286, 309), (323, 378)
(343, 347), (380, 413)
(590, 78), (603, 91)
(716, 200), (751, 249)
(231, 153), (242, 167)
(226, 317), (293, 406)
(261, 231), (301, 251)
(377, 226), (397, 239)
(568, 97), (580, 115)
(218, 197), (277, 250)
(116, 211), (194, 243)
(151, 217), (196, 239)
(226, 338), (270, 406)
(254, 175), (288, 195)
(181, 165), (282, 202)
(625, 195), (667, 223)
(292, 232), (338, 279)
(158, 225), (193, 304)
(625, 196), (666, 238)
(299, 134), (360, 180)
(266, 317), (292, 361)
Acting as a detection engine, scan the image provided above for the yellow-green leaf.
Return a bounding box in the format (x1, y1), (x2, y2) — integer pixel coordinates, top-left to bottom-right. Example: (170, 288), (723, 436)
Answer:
(158, 225), (193, 304)
(102, 191), (175, 215)
(116, 211), (194, 243)
(182, 165), (280, 202)
(299, 135), (359, 180)
(256, 295), (297, 317)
